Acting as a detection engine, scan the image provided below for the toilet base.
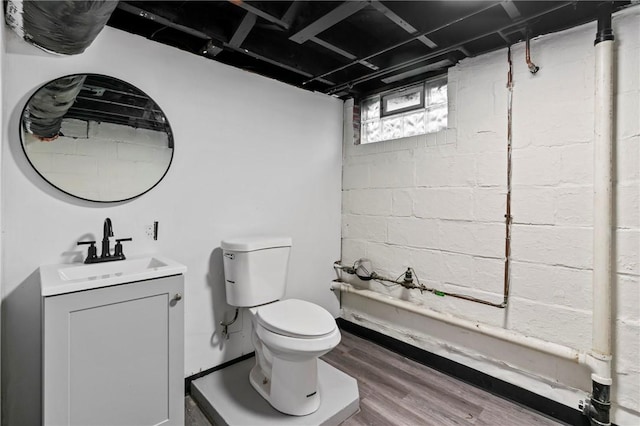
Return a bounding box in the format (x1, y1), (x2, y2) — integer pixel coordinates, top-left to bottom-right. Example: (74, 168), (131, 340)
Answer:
(250, 354), (321, 416)
(192, 357), (359, 426)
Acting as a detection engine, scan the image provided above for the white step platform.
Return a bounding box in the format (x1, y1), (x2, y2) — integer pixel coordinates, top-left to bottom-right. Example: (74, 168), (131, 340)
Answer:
(192, 357), (360, 426)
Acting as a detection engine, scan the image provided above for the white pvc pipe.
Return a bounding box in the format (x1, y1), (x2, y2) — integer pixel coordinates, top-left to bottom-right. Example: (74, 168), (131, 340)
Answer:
(332, 282), (613, 379)
(331, 282), (584, 362)
(593, 39), (614, 362)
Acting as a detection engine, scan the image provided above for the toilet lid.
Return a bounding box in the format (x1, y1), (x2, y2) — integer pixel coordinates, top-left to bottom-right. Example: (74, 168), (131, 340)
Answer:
(256, 299), (337, 338)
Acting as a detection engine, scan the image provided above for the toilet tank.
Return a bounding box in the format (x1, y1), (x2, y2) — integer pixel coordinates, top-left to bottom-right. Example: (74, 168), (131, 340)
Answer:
(221, 237), (292, 307)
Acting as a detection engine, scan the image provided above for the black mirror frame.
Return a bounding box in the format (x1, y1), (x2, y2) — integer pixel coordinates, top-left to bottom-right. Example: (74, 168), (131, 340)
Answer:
(20, 73), (175, 203)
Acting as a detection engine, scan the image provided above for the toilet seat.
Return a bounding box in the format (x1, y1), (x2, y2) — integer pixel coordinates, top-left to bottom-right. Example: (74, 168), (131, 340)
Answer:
(256, 299), (337, 338)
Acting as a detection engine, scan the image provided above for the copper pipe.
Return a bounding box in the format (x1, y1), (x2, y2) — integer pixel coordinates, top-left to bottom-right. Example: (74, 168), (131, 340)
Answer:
(503, 46), (514, 308)
(526, 32), (540, 74)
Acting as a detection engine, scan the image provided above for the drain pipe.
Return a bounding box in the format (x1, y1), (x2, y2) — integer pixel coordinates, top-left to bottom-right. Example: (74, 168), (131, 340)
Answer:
(584, 4), (615, 426)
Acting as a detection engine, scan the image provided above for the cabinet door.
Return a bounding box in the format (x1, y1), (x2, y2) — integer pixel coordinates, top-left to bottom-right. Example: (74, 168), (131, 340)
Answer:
(43, 275), (184, 426)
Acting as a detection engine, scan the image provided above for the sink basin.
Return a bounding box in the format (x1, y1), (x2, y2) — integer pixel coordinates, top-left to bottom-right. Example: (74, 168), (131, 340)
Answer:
(40, 255), (187, 296)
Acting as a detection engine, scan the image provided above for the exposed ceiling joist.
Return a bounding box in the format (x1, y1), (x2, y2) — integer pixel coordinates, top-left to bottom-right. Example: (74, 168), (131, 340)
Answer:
(117, 2), (332, 86)
(501, 1), (522, 20)
(227, 0), (290, 30)
(117, 2), (210, 40)
(289, 1), (370, 44)
(327, 1), (573, 95)
(281, 1), (303, 28)
(370, 1), (438, 49)
(304, 2), (501, 85)
(229, 12), (257, 48)
(309, 36), (379, 70)
(108, 1), (634, 99)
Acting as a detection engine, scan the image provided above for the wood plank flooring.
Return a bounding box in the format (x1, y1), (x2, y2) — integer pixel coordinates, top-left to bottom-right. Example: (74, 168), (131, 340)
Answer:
(186, 330), (563, 426)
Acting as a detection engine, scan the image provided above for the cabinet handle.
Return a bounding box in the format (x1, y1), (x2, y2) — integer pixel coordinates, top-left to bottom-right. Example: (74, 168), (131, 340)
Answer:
(173, 293), (182, 302)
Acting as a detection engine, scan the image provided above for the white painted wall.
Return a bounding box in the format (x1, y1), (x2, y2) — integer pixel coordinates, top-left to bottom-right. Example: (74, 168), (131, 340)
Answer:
(340, 8), (639, 424)
(1, 26), (342, 425)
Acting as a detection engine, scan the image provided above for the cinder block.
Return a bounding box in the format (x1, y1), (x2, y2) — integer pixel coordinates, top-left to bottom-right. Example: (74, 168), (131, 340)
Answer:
(346, 189), (392, 216)
(512, 146), (562, 186)
(556, 186), (593, 226)
(407, 247), (445, 284)
(614, 322), (640, 378)
(473, 187), (506, 223)
(511, 186), (556, 225)
(614, 10), (640, 49)
(437, 221), (504, 258)
(616, 183), (640, 229)
(342, 214), (386, 242)
(51, 153), (98, 175)
(413, 188), (474, 221)
(616, 229), (639, 275)
(616, 274), (639, 322)
(387, 217), (439, 248)
(476, 151), (507, 187)
(369, 151), (416, 189)
(343, 163), (369, 189)
(392, 189), (414, 217)
(510, 261), (592, 311)
(440, 251), (475, 288)
(26, 152), (53, 172)
(616, 90), (640, 141)
(472, 257), (505, 294)
(415, 154), (476, 187)
(341, 191), (351, 213)
(515, 100), (593, 147)
(365, 242), (414, 277)
(340, 239), (368, 265)
(511, 224), (592, 269)
(507, 298), (591, 351)
(24, 135), (77, 154)
(117, 142), (160, 163)
(616, 46), (639, 94)
(616, 136), (639, 183)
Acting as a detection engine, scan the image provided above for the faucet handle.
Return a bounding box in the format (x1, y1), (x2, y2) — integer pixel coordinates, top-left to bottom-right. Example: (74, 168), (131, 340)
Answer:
(114, 238), (132, 258)
(77, 241), (97, 263)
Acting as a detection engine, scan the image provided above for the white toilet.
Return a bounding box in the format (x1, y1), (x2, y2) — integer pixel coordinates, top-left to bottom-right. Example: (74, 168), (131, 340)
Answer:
(221, 237), (341, 416)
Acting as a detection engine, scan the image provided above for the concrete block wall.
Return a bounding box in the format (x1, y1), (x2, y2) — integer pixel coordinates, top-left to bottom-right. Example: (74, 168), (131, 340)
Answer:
(340, 7), (639, 423)
(22, 120), (172, 200)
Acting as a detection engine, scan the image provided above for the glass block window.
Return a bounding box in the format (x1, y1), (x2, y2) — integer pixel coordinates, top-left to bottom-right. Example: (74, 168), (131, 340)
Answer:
(360, 76), (447, 144)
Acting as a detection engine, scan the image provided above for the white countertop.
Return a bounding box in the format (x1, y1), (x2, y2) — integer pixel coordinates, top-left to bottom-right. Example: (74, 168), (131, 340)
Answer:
(40, 255), (187, 296)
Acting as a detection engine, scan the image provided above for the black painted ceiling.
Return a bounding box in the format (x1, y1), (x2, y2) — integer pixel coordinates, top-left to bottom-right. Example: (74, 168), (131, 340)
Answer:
(107, 1), (631, 100)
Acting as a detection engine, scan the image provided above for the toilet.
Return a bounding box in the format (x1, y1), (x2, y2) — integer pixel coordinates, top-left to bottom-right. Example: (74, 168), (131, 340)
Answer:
(221, 237), (341, 416)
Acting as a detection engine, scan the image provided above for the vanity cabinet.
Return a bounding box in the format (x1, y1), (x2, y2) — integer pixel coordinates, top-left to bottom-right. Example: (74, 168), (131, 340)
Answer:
(43, 274), (184, 426)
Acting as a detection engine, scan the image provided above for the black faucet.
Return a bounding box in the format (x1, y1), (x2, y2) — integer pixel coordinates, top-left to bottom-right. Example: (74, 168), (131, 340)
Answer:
(77, 218), (132, 264)
(101, 218), (114, 258)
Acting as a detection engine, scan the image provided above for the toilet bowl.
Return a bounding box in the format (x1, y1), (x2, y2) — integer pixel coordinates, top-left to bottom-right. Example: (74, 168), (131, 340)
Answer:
(248, 299), (341, 415)
(220, 237), (341, 416)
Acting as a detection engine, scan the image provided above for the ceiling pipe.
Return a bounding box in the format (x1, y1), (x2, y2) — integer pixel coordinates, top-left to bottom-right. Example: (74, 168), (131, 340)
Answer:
(525, 32), (540, 74)
(583, 3), (615, 426)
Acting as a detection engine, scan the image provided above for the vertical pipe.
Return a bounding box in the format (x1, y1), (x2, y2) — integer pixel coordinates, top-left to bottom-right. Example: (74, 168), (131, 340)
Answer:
(503, 46), (514, 307)
(590, 3), (614, 425)
(593, 5), (614, 366)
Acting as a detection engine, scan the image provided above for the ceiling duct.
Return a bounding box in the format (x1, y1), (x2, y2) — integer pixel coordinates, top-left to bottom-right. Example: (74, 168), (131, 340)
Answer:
(23, 75), (87, 140)
(5, 0), (118, 55)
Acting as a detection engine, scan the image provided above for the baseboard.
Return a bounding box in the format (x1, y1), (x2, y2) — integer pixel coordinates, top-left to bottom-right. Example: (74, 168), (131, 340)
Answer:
(336, 318), (590, 426)
(185, 352), (255, 395)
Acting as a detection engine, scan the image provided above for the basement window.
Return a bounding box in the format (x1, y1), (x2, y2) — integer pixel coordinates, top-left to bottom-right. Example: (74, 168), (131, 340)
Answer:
(360, 76), (447, 144)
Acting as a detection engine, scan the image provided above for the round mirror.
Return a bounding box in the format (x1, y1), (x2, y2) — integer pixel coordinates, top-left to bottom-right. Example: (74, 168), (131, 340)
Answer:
(20, 74), (173, 202)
